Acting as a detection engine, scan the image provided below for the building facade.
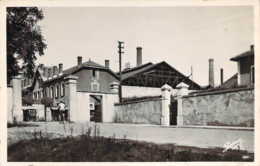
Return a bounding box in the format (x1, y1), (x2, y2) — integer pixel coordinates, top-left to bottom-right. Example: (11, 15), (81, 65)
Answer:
(24, 57), (119, 122)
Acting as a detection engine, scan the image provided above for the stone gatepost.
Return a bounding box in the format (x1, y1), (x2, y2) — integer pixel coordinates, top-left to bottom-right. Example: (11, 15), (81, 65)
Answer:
(161, 84), (172, 126)
(64, 75), (78, 122)
(11, 75), (23, 123)
(176, 82), (189, 126)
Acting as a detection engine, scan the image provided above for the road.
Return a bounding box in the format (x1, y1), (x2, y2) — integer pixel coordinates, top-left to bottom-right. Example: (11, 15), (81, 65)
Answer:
(8, 122), (254, 152)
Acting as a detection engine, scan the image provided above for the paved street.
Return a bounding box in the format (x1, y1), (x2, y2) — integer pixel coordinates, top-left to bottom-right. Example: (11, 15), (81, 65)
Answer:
(8, 122), (254, 152)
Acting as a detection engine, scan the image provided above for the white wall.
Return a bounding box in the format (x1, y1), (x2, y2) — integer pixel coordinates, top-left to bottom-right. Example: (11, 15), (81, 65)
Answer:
(122, 86), (161, 98)
(33, 104), (45, 120)
(7, 87), (13, 123)
(102, 93), (119, 123)
(76, 92), (90, 122)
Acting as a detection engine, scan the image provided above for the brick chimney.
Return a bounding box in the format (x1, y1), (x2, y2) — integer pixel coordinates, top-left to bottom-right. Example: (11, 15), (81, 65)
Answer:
(53, 66), (58, 77)
(48, 68), (52, 79)
(105, 59), (109, 68)
(43, 67), (48, 77)
(58, 63), (63, 75)
(136, 47), (142, 67)
(77, 56), (82, 65)
(209, 59), (215, 88)
(39, 63), (44, 69)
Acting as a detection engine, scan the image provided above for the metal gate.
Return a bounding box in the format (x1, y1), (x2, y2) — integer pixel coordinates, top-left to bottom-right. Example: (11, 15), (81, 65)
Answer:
(170, 99), (178, 125)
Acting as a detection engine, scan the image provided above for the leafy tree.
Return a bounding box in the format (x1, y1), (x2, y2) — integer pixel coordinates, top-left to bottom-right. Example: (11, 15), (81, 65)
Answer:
(7, 7), (47, 84)
(22, 95), (34, 106)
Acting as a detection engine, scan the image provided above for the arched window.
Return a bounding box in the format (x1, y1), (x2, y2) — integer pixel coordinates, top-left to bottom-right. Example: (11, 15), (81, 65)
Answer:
(56, 84), (59, 98)
(61, 83), (65, 97)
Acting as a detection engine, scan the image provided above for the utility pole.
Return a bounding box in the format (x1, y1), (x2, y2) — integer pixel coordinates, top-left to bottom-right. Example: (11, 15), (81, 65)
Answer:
(118, 41), (124, 103)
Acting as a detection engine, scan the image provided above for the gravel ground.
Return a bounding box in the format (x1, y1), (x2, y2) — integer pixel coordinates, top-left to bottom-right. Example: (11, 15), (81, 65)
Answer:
(8, 122), (254, 152)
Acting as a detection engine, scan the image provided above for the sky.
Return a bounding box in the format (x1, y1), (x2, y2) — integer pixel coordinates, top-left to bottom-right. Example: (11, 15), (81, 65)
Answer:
(37, 6), (253, 86)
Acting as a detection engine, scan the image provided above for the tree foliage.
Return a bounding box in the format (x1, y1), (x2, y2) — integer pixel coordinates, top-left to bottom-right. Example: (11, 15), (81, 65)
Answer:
(7, 7), (47, 84)
(41, 97), (53, 107)
(22, 95), (34, 106)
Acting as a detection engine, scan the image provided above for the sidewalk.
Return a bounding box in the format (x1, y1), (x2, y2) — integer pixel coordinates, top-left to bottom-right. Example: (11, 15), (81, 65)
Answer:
(8, 122), (254, 152)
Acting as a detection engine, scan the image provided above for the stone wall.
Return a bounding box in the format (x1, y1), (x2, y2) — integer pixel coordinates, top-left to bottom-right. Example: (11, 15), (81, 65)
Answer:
(114, 98), (162, 125)
(182, 88), (254, 127)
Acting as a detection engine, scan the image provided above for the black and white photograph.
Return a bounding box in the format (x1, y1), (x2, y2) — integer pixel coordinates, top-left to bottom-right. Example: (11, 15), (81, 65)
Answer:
(1, 0), (259, 164)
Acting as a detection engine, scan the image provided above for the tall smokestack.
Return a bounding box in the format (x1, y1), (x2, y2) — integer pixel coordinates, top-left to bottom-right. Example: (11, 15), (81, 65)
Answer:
(77, 56), (82, 65)
(220, 68), (224, 85)
(105, 59), (110, 68)
(136, 47), (142, 67)
(209, 58), (215, 88)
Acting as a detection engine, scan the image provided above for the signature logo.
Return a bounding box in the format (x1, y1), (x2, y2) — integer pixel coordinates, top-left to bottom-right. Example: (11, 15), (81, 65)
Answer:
(223, 138), (243, 152)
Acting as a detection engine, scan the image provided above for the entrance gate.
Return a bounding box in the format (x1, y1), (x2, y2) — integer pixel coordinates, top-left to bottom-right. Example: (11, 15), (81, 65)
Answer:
(170, 99), (178, 125)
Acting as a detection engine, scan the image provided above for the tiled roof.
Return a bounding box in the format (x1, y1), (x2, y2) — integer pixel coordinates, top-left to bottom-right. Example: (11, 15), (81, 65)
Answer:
(230, 49), (254, 61)
(119, 61), (201, 89)
(219, 73), (238, 89)
(38, 60), (119, 84)
(120, 62), (154, 80)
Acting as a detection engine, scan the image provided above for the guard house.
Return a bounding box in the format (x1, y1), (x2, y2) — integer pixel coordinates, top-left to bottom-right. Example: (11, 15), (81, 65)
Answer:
(230, 45), (254, 86)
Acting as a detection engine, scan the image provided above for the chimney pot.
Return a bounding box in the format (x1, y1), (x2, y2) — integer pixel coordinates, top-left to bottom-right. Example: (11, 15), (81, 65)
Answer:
(58, 63), (63, 74)
(105, 59), (110, 68)
(48, 68), (52, 78)
(209, 58), (215, 88)
(39, 64), (44, 69)
(43, 67), (48, 77)
(250, 45), (254, 52)
(53, 66), (58, 76)
(136, 47), (142, 67)
(78, 56), (82, 65)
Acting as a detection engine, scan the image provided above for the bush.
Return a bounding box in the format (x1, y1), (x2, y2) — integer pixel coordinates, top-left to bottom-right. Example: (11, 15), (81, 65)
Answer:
(22, 95), (34, 106)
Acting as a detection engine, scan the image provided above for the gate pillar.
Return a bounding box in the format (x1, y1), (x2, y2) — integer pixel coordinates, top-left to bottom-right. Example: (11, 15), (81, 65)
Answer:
(176, 82), (189, 126)
(64, 75), (78, 122)
(161, 84), (172, 126)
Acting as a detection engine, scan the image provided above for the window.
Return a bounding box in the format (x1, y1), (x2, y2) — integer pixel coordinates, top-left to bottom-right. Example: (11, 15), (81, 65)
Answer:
(56, 84), (59, 98)
(91, 81), (100, 92)
(46, 87), (49, 97)
(35, 92), (38, 99)
(51, 87), (54, 98)
(38, 91), (41, 99)
(61, 83), (65, 97)
(251, 65), (254, 84)
(92, 70), (96, 77)
(92, 70), (99, 80)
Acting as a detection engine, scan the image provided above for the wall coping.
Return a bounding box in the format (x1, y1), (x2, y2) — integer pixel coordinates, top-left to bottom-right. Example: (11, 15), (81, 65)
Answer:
(183, 87), (254, 98)
(115, 97), (162, 106)
(77, 90), (118, 95)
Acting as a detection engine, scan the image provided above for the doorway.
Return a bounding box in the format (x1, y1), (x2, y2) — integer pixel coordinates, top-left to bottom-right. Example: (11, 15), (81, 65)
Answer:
(90, 95), (102, 122)
(170, 99), (178, 125)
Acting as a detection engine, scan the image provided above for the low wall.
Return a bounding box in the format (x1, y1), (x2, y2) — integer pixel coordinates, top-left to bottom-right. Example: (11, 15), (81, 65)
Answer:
(114, 97), (162, 125)
(8, 87), (13, 123)
(33, 104), (45, 121)
(182, 88), (254, 127)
